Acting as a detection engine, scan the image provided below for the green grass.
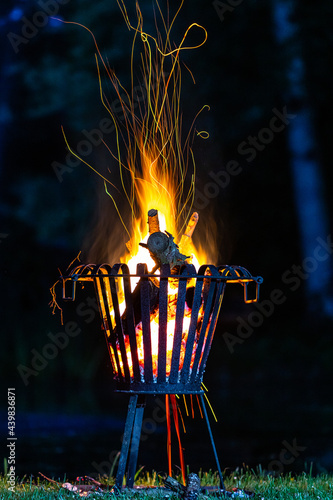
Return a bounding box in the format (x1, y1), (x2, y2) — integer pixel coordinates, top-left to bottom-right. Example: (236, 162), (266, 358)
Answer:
(0, 469), (333, 499)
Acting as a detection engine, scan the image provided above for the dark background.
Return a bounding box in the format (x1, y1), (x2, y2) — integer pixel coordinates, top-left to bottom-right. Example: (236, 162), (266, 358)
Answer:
(1, 0), (333, 480)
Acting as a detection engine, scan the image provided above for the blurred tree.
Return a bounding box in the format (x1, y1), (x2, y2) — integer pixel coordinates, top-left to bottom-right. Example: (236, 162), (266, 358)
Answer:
(272, 0), (333, 317)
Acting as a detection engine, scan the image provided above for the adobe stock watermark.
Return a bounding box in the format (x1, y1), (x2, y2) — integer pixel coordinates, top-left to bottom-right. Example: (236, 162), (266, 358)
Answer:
(52, 69), (166, 183)
(194, 106), (296, 210)
(7, 0), (70, 54)
(268, 439), (306, 474)
(223, 234), (333, 353)
(91, 397), (167, 477)
(212, 0), (244, 22)
(17, 294), (101, 386)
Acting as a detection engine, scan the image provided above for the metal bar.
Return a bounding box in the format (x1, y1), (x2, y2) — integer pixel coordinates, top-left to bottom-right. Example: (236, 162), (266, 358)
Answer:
(169, 276), (188, 383)
(109, 275), (131, 383)
(115, 395), (138, 490)
(138, 264), (153, 383)
(62, 277), (77, 300)
(62, 273), (262, 282)
(96, 276), (123, 380)
(243, 280), (260, 303)
(92, 277), (117, 375)
(158, 265), (169, 383)
(180, 277), (204, 383)
(122, 272), (140, 382)
(199, 394), (225, 492)
(126, 395), (146, 488)
(197, 282), (226, 382)
(190, 279), (217, 383)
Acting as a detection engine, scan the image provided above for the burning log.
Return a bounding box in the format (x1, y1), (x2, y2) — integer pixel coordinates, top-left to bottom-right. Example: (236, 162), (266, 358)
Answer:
(140, 230), (189, 270)
(139, 209), (189, 270)
(148, 208), (160, 234)
(177, 212), (199, 298)
(178, 212), (199, 258)
(125, 208), (160, 254)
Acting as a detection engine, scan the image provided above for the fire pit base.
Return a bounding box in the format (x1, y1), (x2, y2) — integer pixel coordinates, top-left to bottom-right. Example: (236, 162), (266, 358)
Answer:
(114, 383), (204, 394)
(57, 262), (262, 494)
(115, 393), (225, 492)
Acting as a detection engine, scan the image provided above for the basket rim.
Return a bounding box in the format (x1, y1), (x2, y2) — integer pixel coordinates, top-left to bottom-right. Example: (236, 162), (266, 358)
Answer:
(60, 262), (263, 284)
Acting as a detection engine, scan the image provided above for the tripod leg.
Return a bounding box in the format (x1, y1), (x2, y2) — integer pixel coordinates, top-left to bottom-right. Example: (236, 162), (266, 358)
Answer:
(115, 394), (138, 490)
(126, 395), (146, 488)
(199, 393), (225, 491)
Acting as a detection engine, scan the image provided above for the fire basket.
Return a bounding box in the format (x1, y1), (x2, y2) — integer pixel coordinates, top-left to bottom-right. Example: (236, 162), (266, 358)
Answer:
(60, 261), (262, 492)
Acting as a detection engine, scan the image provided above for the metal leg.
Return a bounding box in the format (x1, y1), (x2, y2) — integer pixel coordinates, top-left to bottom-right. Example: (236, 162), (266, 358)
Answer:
(115, 395), (138, 490)
(199, 393), (225, 491)
(126, 395), (146, 488)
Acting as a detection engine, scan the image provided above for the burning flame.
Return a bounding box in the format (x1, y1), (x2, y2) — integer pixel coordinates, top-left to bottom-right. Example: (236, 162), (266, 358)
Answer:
(113, 3), (210, 272)
(60, 2), (214, 267)
(59, 2), (217, 380)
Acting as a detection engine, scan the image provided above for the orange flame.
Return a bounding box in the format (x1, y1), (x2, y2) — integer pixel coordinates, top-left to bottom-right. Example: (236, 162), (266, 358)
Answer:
(115, 12), (210, 270)
(61, 3), (216, 381)
(60, 3), (212, 268)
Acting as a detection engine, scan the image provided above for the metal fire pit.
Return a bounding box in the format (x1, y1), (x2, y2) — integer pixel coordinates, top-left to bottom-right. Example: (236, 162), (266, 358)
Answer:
(61, 262), (262, 492)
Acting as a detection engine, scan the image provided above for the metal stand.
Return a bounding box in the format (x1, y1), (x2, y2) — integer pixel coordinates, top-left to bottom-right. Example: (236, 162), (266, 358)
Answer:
(115, 394), (225, 492)
(115, 395), (146, 489)
(199, 393), (225, 491)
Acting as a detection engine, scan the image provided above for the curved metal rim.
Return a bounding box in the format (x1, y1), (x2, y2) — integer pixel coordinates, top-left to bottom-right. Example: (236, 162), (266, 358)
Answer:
(61, 262), (263, 284)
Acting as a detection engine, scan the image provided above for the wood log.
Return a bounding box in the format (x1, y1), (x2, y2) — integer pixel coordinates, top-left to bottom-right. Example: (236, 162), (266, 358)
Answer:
(164, 474), (201, 500)
(140, 231), (189, 270)
(178, 212), (199, 258)
(125, 208), (160, 254)
(164, 476), (186, 496)
(147, 231), (169, 254)
(148, 208), (160, 234)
